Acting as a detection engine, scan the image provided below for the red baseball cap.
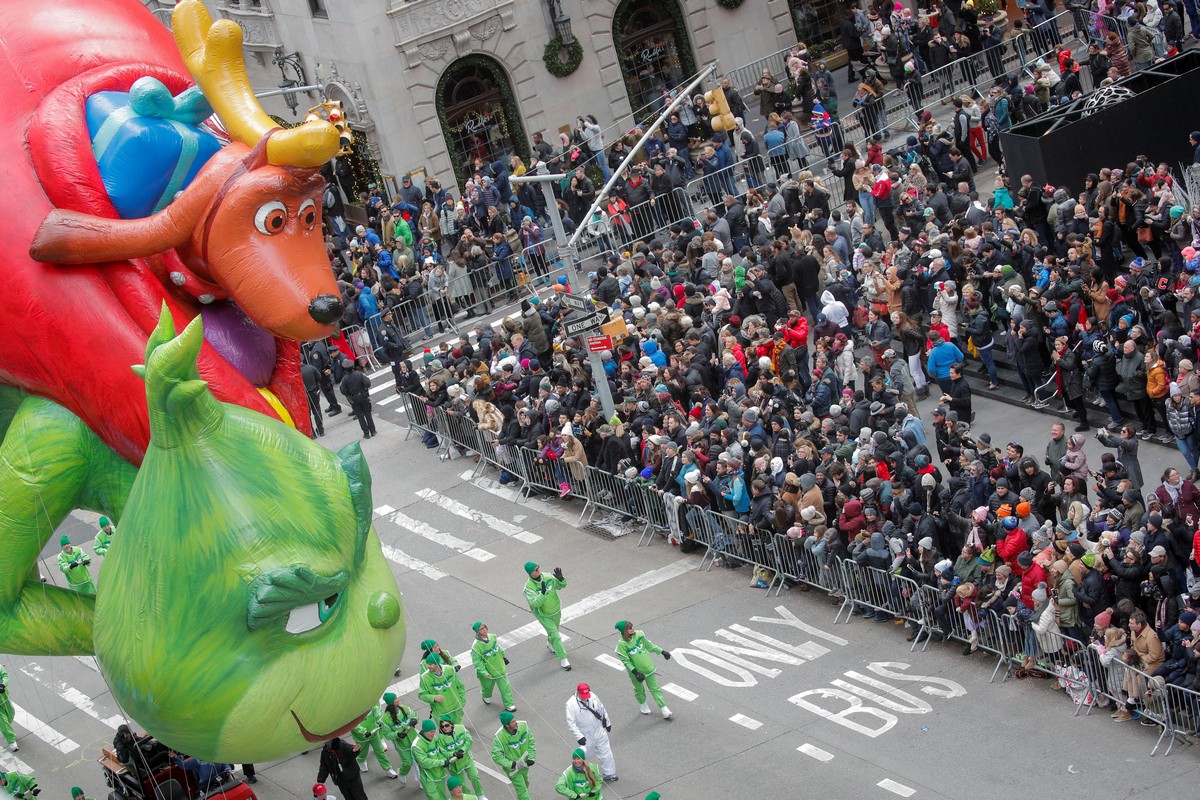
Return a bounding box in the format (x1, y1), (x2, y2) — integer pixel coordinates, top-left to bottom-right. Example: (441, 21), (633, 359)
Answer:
(577, 682), (591, 699)
(313, 785), (326, 797)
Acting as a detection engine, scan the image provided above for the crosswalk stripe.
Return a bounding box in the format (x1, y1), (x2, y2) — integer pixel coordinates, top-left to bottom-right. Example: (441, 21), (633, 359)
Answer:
(374, 505), (396, 516)
(12, 704), (79, 753)
(0, 748), (33, 773)
(661, 683), (698, 701)
(877, 779), (917, 797)
(594, 654), (625, 671)
(475, 762), (513, 785)
(20, 663), (125, 729)
(415, 488), (542, 543)
(386, 560), (695, 698)
(368, 379), (396, 396)
(728, 713), (762, 731)
(463, 472), (591, 528)
(379, 393), (403, 406)
(388, 511), (495, 562)
(797, 743), (834, 762)
(379, 543), (448, 581)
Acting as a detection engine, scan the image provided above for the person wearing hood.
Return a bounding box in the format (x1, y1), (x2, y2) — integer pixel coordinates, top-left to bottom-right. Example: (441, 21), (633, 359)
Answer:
(819, 290), (850, 335)
(1059, 433), (1088, 484)
(614, 621), (673, 719)
(318, 737), (368, 800)
(642, 339), (667, 368)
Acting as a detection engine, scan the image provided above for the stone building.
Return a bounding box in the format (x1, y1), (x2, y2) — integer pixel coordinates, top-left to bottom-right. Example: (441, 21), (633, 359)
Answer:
(143, 0), (844, 194)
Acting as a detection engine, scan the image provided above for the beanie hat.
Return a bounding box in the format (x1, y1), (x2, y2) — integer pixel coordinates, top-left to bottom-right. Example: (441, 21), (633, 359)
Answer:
(472, 621), (484, 633)
(918, 536), (934, 550)
(447, 777), (463, 790)
(499, 711), (516, 725)
(383, 692), (397, 705)
(1017, 551), (1033, 568)
(59, 535), (70, 546)
(614, 620), (629, 633)
(71, 790), (84, 799)
(1081, 553), (1097, 568)
(573, 748), (586, 759)
(524, 561), (539, 576)
(420, 639), (437, 653)
(99, 516), (110, 527)
(424, 653), (441, 665)
(977, 548), (996, 566)
(1181, 611), (1198, 626)
(421, 719), (437, 732)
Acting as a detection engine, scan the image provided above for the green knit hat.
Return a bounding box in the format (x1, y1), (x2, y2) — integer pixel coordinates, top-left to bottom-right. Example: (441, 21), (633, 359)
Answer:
(420, 719), (436, 733)
(1081, 552), (1097, 568)
(646, 793), (662, 800)
(524, 561), (539, 576)
(439, 714), (454, 723)
(420, 638), (437, 652)
(572, 748), (586, 759)
(98, 517), (110, 528)
(383, 692), (396, 705)
(472, 621), (484, 633)
(424, 652), (440, 665)
(447, 777), (463, 790)
(60, 535), (71, 546)
(499, 711), (515, 725)
(614, 620), (629, 633)
(71, 789), (84, 799)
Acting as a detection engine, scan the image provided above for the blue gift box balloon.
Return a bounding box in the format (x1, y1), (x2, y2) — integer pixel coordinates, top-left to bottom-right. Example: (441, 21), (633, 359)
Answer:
(86, 76), (223, 220)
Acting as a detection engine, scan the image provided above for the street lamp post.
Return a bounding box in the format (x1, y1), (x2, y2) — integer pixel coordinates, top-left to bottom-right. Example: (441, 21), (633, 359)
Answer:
(510, 165), (616, 420)
(272, 51), (307, 116)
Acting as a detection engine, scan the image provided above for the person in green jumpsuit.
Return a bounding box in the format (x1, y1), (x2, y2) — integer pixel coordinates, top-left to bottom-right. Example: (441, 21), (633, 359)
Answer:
(379, 692), (418, 785)
(446, 775), (478, 800)
(555, 748), (603, 799)
(56, 536), (95, 595)
(418, 653), (465, 724)
(437, 715), (483, 798)
(614, 621), (673, 719)
(0, 771), (38, 799)
(410, 719), (449, 800)
(94, 517), (115, 558)
(645, 793), (661, 800)
(0, 664), (17, 752)
(490, 711), (536, 800)
(351, 701), (396, 777)
(523, 562), (571, 670)
(470, 622), (516, 712)
(420, 639), (461, 673)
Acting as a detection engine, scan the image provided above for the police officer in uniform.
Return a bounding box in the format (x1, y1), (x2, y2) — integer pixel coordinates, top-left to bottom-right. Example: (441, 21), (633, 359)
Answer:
(301, 360), (325, 437)
(340, 358), (377, 439)
(308, 339), (343, 416)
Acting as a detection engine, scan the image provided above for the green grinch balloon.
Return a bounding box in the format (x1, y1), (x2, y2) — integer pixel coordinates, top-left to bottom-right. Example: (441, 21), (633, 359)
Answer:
(93, 307), (406, 762)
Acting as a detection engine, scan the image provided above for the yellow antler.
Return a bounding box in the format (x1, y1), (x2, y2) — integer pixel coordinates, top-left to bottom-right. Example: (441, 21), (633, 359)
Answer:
(172, 0), (339, 168)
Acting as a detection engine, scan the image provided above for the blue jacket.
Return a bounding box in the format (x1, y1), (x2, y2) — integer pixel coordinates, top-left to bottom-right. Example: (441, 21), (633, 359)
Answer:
(722, 474), (751, 513)
(357, 289), (380, 321)
(926, 341), (965, 379)
(643, 339), (668, 367)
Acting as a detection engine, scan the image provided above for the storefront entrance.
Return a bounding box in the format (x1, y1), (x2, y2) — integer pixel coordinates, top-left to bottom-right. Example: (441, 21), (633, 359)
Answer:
(437, 55), (529, 186)
(612, 0), (698, 122)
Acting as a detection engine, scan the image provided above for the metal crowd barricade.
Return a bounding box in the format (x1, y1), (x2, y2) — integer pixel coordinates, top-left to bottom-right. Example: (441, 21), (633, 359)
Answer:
(576, 462), (641, 527)
(726, 46), (794, 97)
(765, 533), (828, 595)
(682, 505), (723, 571)
(636, 486), (677, 547)
(516, 447), (562, 499)
(432, 405), (486, 468)
(834, 561), (928, 639)
(397, 391), (436, 438)
(473, 428), (505, 474)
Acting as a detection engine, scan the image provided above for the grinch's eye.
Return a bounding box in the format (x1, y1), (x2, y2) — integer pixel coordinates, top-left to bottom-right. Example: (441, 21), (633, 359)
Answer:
(247, 566), (348, 633)
(319, 592), (340, 622)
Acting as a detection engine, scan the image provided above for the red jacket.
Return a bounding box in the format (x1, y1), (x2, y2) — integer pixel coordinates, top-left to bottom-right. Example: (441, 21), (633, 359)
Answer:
(870, 176), (892, 201)
(783, 316), (809, 349)
(1019, 561), (1048, 610)
(996, 528), (1029, 571)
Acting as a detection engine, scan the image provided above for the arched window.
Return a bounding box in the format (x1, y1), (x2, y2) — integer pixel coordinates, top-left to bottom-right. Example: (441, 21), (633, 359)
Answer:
(437, 55), (529, 186)
(612, 0), (698, 121)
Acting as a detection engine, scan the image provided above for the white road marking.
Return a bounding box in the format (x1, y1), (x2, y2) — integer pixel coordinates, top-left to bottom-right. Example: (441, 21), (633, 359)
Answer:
(460, 472), (585, 528)
(797, 743), (834, 763)
(379, 543), (448, 581)
(379, 393), (403, 406)
(12, 704), (79, 753)
(368, 367), (391, 381)
(877, 779), (916, 797)
(75, 656), (100, 672)
(416, 488), (542, 543)
(374, 505), (396, 516)
(369, 379), (397, 396)
(476, 762), (513, 785)
(389, 511), (495, 562)
(20, 663), (125, 729)
(729, 713), (762, 731)
(594, 654), (625, 671)
(387, 560), (695, 697)
(0, 748), (33, 773)
(662, 683), (698, 701)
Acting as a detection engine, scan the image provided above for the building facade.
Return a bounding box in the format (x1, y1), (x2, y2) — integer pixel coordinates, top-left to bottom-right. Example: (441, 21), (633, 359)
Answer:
(145, 0), (840, 195)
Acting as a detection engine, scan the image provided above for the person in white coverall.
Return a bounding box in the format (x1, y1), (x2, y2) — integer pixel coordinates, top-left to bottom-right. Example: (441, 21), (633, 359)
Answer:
(564, 682), (616, 782)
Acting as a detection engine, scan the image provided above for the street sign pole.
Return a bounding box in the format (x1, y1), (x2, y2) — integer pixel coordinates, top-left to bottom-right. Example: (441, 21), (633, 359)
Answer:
(511, 165), (616, 419)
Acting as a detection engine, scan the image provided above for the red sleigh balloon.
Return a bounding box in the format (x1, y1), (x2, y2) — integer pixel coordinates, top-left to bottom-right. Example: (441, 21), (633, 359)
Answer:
(5, 0), (344, 463)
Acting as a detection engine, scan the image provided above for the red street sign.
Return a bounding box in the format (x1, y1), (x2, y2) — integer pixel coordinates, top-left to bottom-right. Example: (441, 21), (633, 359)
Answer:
(587, 334), (613, 353)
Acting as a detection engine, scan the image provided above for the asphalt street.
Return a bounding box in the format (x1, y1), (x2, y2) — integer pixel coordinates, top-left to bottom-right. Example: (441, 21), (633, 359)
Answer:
(10, 356), (1200, 800)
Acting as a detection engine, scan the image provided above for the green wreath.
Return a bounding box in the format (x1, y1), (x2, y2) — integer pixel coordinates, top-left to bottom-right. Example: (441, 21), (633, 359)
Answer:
(715, 0), (745, 8)
(543, 37), (584, 78)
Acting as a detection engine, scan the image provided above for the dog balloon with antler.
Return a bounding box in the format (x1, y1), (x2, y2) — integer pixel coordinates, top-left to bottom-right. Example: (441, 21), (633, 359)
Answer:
(0, 0), (405, 762)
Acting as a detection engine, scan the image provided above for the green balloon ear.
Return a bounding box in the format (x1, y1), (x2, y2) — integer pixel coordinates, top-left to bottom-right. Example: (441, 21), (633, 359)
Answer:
(336, 441), (373, 567)
(135, 302), (220, 448)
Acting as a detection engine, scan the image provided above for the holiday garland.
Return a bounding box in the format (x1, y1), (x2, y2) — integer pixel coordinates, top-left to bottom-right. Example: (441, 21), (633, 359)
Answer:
(543, 36), (584, 77)
(434, 55), (531, 187)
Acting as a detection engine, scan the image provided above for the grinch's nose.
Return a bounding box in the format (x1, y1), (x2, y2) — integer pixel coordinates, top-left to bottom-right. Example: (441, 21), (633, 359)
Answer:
(368, 591), (401, 629)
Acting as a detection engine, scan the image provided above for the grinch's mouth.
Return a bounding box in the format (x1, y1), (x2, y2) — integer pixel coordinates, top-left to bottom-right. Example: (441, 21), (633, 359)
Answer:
(290, 708), (371, 743)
